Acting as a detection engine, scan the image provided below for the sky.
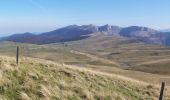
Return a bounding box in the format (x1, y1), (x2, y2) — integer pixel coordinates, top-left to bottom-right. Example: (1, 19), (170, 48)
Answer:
(0, 0), (170, 36)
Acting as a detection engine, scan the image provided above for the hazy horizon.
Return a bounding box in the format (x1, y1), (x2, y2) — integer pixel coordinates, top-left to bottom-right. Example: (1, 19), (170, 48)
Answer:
(1, 0), (170, 35)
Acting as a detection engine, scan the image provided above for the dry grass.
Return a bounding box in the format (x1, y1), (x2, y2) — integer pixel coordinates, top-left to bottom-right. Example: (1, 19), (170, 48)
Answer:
(0, 56), (170, 100)
(128, 59), (170, 75)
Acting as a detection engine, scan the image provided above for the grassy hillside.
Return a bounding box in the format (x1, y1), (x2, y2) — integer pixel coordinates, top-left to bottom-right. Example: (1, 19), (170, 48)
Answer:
(128, 59), (170, 74)
(0, 56), (169, 100)
(0, 41), (118, 68)
(1, 41), (170, 85)
(56, 34), (170, 75)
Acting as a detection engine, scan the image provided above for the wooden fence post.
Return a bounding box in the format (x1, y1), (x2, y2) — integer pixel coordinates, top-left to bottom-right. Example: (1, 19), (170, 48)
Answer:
(159, 82), (166, 100)
(16, 46), (19, 64)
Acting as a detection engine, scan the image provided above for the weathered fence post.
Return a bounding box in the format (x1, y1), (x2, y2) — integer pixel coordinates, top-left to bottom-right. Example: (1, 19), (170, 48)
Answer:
(16, 46), (19, 64)
(159, 82), (166, 100)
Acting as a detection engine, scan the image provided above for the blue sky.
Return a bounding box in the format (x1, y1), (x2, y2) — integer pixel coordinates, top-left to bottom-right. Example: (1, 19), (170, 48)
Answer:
(0, 0), (170, 35)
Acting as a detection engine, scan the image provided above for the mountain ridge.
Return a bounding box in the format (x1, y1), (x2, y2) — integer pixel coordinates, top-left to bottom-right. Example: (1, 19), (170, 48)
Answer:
(2, 24), (170, 45)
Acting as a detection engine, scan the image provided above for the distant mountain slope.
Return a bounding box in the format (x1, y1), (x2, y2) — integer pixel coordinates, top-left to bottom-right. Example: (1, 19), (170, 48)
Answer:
(119, 26), (163, 44)
(160, 28), (170, 32)
(37, 25), (98, 44)
(1, 25), (98, 44)
(2, 32), (37, 43)
(2, 24), (170, 45)
(119, 26), (158, 37)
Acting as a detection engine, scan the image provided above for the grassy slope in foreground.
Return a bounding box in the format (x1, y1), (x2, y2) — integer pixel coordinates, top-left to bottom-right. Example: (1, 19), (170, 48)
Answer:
(0, 56), (169, 100)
